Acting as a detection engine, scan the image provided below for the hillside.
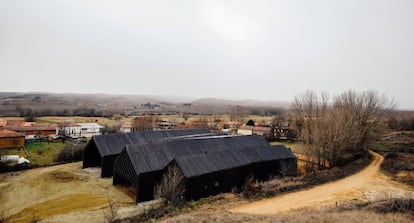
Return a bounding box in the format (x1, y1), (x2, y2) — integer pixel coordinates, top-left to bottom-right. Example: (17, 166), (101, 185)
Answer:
(0, 92), (288, 116)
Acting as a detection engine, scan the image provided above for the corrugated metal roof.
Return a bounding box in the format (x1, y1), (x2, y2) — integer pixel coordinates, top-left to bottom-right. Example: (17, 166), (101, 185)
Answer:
(123, 135), (293, 177)
(93, 128), (210, 157)
(7, 126), (56, 131)
(176, 144), (295, 177)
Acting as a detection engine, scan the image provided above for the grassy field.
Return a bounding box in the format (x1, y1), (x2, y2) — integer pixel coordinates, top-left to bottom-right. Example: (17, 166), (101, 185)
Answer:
(1, 142), (67, 166)
(271, 141), (306, 154)
(35, 116), (131, 126)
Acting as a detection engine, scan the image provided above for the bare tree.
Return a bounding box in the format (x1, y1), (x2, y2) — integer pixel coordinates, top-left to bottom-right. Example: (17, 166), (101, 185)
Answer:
(154, 164), (185, 207)
(132, 116), (154, 131)
(190, 116), (209, 128)
(104, 199), (119, 223)
(293, 90), (393, 170)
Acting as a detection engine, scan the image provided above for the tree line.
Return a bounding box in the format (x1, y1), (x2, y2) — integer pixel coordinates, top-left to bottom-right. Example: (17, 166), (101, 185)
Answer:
(292, 90), (393, 170)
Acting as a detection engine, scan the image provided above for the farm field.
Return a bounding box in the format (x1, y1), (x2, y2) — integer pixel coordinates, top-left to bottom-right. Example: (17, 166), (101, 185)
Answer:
(0, 142), (67, 166)
(271, 141), (306, 154)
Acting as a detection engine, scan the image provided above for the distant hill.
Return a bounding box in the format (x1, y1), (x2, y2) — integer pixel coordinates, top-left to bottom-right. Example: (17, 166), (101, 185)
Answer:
(0, 92), (289, 116)
(190, 98), (290, 108)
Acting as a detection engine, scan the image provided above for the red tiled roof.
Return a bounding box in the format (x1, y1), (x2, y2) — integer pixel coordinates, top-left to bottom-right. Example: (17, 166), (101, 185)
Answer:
(0, 119), (7, 127)
(238, 125), (254, 130)
(0, 128), (25, 138)
(121, 123), (132, 128)
(7, 126), (57, 131)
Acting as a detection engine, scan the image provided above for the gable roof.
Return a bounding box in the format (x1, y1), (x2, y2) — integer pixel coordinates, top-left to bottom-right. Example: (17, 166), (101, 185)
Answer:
(175, 144), (295, 177)
(78, 123), (104, 129)
(92, 128), (210, 157)
(123, 135), (278, 177)
(0, 128), (25, 138)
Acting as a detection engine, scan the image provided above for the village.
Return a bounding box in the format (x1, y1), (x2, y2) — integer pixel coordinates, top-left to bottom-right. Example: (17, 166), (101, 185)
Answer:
(0, 114), (302, 222)
(0, 114), (296, 167)
(1, 1), (414, 221)
(0, 106), (413, 222)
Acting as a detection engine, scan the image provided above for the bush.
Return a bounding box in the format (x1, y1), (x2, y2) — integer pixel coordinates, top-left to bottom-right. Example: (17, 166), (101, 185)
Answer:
(54, 144), (84, 163)
(154, 164), (185, 207)
(104, 200), (119, 223)
(0, 211), (9, 223)
(242, 176), (259, 199)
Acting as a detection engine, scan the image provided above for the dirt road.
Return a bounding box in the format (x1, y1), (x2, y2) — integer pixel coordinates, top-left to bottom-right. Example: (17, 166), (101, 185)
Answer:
(231, 151), (411, 214)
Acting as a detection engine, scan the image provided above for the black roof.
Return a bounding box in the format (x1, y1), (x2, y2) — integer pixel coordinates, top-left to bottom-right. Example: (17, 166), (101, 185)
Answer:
(93, 128), (210, 157)
(123, 135), (294, 177)
(175, 145), (295, 177)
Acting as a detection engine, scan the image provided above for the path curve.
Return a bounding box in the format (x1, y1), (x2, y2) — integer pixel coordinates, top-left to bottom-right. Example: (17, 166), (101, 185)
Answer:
(231, 151), (384, 214)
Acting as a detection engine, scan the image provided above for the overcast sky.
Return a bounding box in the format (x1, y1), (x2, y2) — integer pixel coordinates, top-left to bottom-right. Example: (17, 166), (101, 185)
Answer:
(0, 0), (413, 109)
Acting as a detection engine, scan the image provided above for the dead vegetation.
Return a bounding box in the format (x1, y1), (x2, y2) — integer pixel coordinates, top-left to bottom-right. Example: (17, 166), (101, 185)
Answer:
(153, 164), (186, 207)
(292, 90), (392, 170)
(0, 162), (134, 223)
(147, 191), (414, 223)
(116, 154), (374, 222)
(381, 152), (414, 186)
(160, 209), (413, 223)
(377, 131), (414, 186)
(47, 169), (84, 182)
(104, 200), (120, 223)
(337, 198), (414, 215)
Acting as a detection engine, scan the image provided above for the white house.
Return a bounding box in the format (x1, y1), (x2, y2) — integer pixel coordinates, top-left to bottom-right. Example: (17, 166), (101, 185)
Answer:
(56, 122), (104, 138)
(56, 122), (80, 138)
(120, 123), (132, 133)
(78, 123), (104, 137)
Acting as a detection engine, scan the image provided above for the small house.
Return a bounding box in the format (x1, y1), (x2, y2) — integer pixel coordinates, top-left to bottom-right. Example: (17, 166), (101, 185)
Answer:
(77, 123), (104, 138)
(56, 122), (81, 137)
(0, 129), (25, 149)
(237, 125), (272, 139)
(56, 122), (103, 138)
(120, 123), (133, 133)
(5, 121), (57, 140)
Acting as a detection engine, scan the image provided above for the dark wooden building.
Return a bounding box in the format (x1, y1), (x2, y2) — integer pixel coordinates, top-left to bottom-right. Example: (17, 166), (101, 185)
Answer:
(82, 128), (211, 177)
(113, 135), (296, 203)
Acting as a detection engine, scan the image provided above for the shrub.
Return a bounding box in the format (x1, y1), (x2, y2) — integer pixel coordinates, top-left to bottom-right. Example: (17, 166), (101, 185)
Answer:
(54, 144), (84, 163)
(104, 200), (119, 223)
(154, 164), (185, 207)
(242, 175), (259, 199)
(0, 211), (9, 223)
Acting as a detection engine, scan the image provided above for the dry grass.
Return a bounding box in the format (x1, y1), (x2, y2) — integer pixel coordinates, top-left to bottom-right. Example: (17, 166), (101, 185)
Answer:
(160, 209), (413, 223)
(381, 152), (414, 186)
(0, 142), (66, 166)
(8, 194), (108, 223)
(271, 141), (306, 154)
(0, 162), (134, 223)
(35, 116), (131, 126)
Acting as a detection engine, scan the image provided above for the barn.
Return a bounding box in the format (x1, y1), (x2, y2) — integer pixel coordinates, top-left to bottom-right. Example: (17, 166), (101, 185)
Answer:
(0, 128), (25, 149)
(82, 128), (211, 177)
(113, 135), (296, 203)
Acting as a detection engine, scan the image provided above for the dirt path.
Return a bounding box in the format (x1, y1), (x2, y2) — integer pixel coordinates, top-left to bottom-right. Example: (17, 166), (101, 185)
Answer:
(231, 151), (412, 215)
